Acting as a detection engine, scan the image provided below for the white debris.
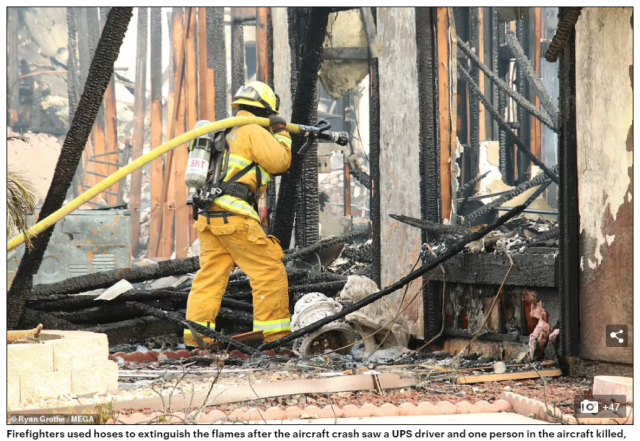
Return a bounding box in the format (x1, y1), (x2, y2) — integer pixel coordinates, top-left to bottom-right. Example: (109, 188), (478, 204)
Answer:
(95, 279), (133, 301)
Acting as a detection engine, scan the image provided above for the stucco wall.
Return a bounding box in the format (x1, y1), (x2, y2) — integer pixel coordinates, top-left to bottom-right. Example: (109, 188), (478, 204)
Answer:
(575, 8), (633, 363)
(377, 8), (424, 336)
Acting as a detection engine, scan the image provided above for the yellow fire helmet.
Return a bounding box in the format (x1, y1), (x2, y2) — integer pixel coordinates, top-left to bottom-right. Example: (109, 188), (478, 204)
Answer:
(232, 81), (280, 114)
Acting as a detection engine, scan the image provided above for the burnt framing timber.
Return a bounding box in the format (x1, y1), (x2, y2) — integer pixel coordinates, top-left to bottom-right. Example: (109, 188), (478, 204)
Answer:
(416, 8), (442, 341)
(369, 9), (382, 288)
(557, 8), (580, 358)
(272, 8), (330, 249)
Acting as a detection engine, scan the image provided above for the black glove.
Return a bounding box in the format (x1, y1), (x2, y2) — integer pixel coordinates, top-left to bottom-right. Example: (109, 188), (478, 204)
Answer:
(268, 115), (287, 134)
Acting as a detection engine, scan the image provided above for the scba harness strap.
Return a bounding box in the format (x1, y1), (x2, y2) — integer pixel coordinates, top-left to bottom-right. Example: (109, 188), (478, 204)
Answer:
(195, 129), (264, 222)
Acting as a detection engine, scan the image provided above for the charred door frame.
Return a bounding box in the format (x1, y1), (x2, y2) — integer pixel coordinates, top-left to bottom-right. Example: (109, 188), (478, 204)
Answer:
(416, 7), (442, 340)
(556, 8), (580, 358)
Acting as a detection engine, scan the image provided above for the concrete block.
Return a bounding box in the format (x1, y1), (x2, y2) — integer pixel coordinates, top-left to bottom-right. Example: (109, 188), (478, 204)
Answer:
(72, 367), (107, 396)
(104, 360), (119, 392)
(593, 376), (633, 404)
(7, 343), (54, 376)
(52, 338), (97, 371)
(8, 376), (20, 408)
(21, 371), (72, 403)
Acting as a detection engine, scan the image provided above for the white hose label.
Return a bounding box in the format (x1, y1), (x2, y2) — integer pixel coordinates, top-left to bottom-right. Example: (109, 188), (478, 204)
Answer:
(186, 158), (209, 176)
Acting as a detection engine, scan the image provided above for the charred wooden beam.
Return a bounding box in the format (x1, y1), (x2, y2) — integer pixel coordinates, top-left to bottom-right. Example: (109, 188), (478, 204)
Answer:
(282, 230), (369, 263)
(463, 167), (555, 225)
(457, 64), (559, 184)
(416, 8), (442, 341)
(347, 154), (371, 190)
(389, 214), (470, 236)
(370, 52), (382, 288)
(457, 171), (490, 196)
(21, 308), (80, 331)
(506, 29), (558, 128)
(545, 8), (582, 62)
(456, 39), (557, 132)
(272, 8), (330, 249)
(85, 316), (183, 346)
(557, 9), (580, 358)
(467, 7), (481, 182)
(31, 257), (199, 298)
(7, 8), (133, 329)
(208, 7), (227, 120)
(230, 10), (245, 103)
(431, 252), (557, 287)
(514, 20), (531, 184)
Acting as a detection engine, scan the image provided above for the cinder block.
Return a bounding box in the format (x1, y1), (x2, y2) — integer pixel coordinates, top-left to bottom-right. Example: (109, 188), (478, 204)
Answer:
(21, 371), (72, 403)
(103, 360), (119, 392)
(52, 338), (102, 371)
(7, 343), (54, 376)
(8, 376), (20, 408)
(72, 367), (107, 396)
(91, 333), (110, 365)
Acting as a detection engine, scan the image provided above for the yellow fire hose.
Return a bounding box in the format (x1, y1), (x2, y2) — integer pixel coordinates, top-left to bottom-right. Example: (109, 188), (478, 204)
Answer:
(7, 117), (302, 252)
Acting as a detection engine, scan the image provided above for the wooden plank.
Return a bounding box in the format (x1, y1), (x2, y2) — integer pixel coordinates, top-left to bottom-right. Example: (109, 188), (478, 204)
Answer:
(162, 95), (176, 258)
(148, 7), (164, 258)
(478, 8), (486, 142)
(256, 8), (270, 83)
(457, 369), (562, 384)
(177, 6), (197, 258)
(152, 8), (189, 258)
(197, 7), (210, 122)
(437, 8), (452, 221)
(530, 7), (542, 160)
(130, 8), (149, 255)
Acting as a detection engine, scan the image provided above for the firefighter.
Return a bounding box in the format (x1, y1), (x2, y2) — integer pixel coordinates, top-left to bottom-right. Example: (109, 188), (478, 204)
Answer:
(184, 81), (292, 347)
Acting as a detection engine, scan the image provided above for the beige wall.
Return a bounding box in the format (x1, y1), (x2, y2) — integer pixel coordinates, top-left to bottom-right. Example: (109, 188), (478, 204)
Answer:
(575, 7), (633, 363)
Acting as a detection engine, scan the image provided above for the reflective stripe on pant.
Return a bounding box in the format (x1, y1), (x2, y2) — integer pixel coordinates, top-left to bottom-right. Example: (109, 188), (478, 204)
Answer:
(186, 214), (290, 344)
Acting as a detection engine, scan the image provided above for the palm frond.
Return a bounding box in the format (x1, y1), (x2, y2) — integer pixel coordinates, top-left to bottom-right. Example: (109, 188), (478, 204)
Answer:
(7, 170), (37, 249)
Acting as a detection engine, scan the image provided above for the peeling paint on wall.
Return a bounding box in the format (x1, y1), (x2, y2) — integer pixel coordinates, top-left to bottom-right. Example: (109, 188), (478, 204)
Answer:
(575, 8), (633, 268)
(377, 8), (423, 333)
(575, 8), (633, 364)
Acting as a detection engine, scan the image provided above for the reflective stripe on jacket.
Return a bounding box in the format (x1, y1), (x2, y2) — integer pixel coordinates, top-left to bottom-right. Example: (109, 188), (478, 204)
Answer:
(212, 110), (292, 220)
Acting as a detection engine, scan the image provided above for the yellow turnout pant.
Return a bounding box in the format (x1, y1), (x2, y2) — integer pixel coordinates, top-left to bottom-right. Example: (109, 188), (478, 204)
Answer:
(185, 213), (290, 347)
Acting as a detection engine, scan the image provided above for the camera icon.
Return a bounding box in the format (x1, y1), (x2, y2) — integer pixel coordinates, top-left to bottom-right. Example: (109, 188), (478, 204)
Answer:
(580, 400), (599, 414)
